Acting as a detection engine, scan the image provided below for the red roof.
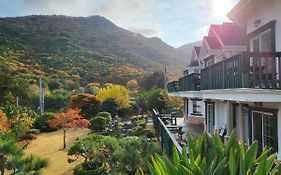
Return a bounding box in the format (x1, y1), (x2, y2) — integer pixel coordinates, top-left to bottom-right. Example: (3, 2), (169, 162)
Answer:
(210, 22), (246, 46)
(204, 36), (222, 49)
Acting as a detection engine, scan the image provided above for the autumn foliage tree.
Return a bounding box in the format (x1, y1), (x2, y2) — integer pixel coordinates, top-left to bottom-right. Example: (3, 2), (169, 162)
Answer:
(47, 109), (89, 149)
(96, 84), (131, 109)
(0, 110), (10, 133)
(68, 94), (100, 119)
(126, 79), (139, 91)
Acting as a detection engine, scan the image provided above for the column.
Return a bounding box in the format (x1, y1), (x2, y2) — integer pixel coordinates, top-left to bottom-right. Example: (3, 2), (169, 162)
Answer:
(238, 103), (244, 141)
(226, 101), (231, 136)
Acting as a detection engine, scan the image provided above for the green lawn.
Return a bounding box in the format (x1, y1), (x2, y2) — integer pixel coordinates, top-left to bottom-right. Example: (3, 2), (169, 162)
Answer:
(24, 128), (90, 175)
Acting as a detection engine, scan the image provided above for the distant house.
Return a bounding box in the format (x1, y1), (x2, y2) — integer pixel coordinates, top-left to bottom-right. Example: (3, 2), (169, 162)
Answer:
(167, 0), (281, 159)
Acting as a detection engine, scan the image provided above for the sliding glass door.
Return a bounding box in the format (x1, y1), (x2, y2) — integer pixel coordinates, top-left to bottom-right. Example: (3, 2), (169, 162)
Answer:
(252, 111), (277, 153)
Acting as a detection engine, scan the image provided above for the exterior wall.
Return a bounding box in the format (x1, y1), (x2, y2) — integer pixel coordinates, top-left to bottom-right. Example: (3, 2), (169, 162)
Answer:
(187, 66), (201, 74)
(246, 0), (281, 51)
(232, 102), (281, 159)
(214, 100), (228, 130)
(187, 99), (205, 125)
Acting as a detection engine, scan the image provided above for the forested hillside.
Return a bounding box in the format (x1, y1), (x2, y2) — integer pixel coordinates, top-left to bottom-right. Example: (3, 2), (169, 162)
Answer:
(0, 15), (191, 85)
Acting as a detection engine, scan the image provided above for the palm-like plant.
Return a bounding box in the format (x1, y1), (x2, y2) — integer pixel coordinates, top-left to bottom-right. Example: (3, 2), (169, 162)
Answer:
(148, 130), (280, 175)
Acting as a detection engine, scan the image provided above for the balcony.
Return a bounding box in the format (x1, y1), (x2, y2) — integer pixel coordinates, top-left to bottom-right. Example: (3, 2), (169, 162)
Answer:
(167, 81), (179, 92)
(167, 73), (200, 93)
(201, 52), (281, 90)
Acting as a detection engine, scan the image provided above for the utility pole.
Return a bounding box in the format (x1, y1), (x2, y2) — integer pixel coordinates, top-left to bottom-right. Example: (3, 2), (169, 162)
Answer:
(16, 97), (19, 107)
(164, 67), (168, 91)
(39, 78), (44, 115)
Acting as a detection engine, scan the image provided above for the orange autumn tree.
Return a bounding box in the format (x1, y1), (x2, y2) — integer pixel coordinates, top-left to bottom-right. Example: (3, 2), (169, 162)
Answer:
(126, 79), (139, 91)
(47, 109), (89, 149)
(0, 110), (10, 133)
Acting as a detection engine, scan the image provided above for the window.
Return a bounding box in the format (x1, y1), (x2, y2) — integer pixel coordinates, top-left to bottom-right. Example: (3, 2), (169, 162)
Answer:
(250, 29), (272, 52)
(192, 100), (201, 114)
(252, 111), (277, 152)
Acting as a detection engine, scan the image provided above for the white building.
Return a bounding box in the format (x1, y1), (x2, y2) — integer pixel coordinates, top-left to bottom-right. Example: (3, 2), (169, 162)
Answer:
(168, 0), (281, 159)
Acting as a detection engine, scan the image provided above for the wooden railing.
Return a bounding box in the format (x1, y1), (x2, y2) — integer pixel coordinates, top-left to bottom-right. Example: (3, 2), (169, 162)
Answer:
(201, 52), (281, 90)
(153, 114), (182, 156)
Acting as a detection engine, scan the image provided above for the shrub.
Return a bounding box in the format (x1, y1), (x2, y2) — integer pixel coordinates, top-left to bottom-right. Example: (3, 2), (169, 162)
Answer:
(96, 112), (112, 121)
(137, 119), (147, 128)
(149, 129), (280, 175)
(130, 126), (145, 136)
(89, 116), (110, 131)
(73, 164), (106, 175)
(27, 128), (40, 134)
(131, 116), (139, 121)
(34, 112), (56, 132)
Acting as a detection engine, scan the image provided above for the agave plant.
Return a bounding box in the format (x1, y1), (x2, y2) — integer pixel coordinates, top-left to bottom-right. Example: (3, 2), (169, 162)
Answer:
(148, 129), (280, 175)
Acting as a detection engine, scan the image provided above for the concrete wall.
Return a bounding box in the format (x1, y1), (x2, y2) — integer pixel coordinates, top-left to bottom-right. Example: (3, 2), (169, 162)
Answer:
(246, 0), (281, 51)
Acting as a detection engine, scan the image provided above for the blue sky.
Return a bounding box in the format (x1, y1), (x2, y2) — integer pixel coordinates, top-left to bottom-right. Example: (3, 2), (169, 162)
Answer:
(0, 0), (239, 47)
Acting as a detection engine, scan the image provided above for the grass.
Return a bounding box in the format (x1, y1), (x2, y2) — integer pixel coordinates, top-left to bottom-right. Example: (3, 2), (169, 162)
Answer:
(24, 128), (90, 175)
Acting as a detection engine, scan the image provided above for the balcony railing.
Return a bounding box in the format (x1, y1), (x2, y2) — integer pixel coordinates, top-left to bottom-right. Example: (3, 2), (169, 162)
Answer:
(167, 73), (200, 92)
(201, 52), (281, 90)
(153, 114), (182, 156)
(167, 81), (179, 92)
(179, 73), (201, 91)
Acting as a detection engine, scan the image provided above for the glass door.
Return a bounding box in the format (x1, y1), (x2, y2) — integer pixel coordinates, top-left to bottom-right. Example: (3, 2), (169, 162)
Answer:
(207, 103), (215, 133)
(252, 111), (276, 153)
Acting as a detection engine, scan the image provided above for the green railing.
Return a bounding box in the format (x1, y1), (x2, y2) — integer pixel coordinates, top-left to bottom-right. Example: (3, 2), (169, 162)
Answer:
(201, 52), (281, 90)
(153, 114), (182, 157)
(179, 73), (200, 91)
(167, 81), (179, 92)
(167, 73), (200, 92)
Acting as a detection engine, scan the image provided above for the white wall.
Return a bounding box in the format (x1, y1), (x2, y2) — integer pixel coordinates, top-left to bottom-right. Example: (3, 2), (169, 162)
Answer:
(246, 0), (281, 51)
(187, 99), (205, 117)
(214, 100), (228, 130)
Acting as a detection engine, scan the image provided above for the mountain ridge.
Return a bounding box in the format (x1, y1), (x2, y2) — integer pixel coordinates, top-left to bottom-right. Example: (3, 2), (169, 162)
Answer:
(0, 15), (196, 84)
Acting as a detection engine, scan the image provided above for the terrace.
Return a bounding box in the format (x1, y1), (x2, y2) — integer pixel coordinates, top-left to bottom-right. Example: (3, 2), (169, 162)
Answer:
(167, 52), (281, 93)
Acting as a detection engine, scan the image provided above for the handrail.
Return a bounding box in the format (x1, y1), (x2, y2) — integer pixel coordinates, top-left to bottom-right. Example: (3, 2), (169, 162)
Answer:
(153, 110), (183, 156)
(157, 117), (183, 154)
(201, 51), (281, 90)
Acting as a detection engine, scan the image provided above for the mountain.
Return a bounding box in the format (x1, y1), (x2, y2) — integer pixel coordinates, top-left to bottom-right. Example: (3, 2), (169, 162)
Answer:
(0, 15), (190, 85)
(177, 40), (202, 62)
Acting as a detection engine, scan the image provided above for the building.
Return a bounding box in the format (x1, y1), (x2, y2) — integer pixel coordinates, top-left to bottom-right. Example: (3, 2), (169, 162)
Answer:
(167, 0), (281, 159)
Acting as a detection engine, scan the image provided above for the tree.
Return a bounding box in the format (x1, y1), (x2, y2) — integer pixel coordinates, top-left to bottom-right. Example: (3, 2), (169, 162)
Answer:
(9, 113), (35, 140)
(0, 111), (10, 133)
(34, 112), (55, 132)
(0, 133), (47, 175)
(68, 134), (161, 174)
(149, 130), (280, 175)
(126, 79), (139, 91)
(47, 109), (89, 149)
(137, 88), (167, 113)
(139, 71), (165, 90)
(96, 84), (131, 109)
(68, 94), (100, 119)
(88, 116), (110, 132)
(0, 73), (29, 105)
(99, 98), (118, 117)
(167, 96), (184, 109)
